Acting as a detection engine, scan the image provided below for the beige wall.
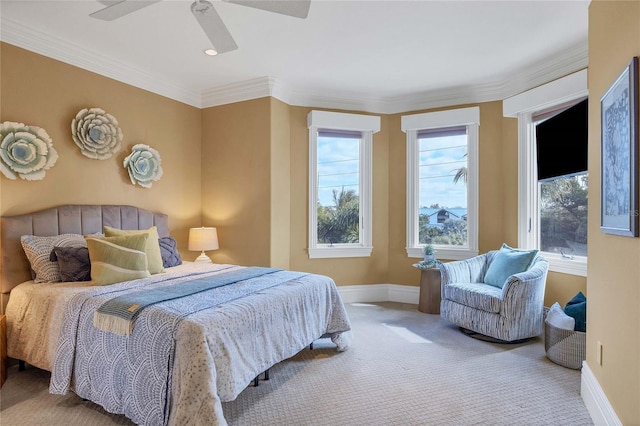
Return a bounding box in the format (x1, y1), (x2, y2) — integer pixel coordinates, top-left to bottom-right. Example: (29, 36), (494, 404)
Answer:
(0, 43), (202, 255)
(270, 98), (292, 270)
(200, 98), (272, 267)
(587, 2), (640, 423)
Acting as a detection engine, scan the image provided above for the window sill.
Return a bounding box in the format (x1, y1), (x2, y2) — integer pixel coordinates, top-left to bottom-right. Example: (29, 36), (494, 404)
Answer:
(544, 252), (587, 277)
(309, 246), (373, 259)
(406, 246), (479, 261)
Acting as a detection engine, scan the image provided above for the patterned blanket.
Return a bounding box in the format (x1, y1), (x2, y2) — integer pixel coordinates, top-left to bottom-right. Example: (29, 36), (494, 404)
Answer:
(49, 264), (352, 426)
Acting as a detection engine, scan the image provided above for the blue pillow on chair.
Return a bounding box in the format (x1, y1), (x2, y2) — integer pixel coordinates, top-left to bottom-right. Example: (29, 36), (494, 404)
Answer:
(484, 243), (539, 288)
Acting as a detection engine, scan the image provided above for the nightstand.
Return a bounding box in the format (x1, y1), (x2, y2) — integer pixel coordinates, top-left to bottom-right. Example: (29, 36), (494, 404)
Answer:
(413, 266), (441, 314)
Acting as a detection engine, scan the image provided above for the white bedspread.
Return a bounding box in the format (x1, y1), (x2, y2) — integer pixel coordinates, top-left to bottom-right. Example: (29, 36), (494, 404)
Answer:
(8, 263), (352, 426)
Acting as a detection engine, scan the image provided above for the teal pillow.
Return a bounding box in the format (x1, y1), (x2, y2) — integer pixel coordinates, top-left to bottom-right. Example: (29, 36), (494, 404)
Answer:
(566, 291), (586, 305)
(564, 292), (587, 332)
(484, 243), (538, 288)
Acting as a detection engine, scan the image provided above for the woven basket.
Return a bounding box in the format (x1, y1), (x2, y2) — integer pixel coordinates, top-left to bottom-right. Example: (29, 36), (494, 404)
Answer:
(544, 321), (586, 370)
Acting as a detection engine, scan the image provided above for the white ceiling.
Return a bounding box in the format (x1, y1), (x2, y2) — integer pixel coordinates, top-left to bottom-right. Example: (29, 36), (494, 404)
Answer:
(0, 0), (589, 113)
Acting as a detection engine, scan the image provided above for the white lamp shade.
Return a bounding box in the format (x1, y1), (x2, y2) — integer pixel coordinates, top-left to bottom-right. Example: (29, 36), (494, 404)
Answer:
(188, 227), (219, 251)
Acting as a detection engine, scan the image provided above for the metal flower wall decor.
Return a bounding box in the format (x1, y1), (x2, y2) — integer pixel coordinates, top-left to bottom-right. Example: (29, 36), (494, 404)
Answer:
(0, 121), (59, 180)
(123, 144), (163, 188)
(71, 107), (123, 160)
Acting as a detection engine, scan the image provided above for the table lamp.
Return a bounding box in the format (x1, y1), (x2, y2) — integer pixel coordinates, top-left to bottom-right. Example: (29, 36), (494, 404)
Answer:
(188, 227), (219, 263)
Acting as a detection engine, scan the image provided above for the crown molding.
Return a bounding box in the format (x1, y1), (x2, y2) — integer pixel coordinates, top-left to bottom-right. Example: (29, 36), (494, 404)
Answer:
(0, 17), (202, 108)
(1, 15), (587, 114)
(200, 77), (276, 108)
(275, 41), (588, 114)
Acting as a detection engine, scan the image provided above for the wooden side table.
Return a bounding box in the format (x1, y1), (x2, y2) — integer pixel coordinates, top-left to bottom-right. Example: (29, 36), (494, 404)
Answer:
(414, 266), (441, 314)
(0, 314), (6, 388)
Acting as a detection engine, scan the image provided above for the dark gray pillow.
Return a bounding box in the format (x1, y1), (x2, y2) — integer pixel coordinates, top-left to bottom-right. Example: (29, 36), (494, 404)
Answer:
(50, 246), (91, 282)
(158, 236), (182, 268)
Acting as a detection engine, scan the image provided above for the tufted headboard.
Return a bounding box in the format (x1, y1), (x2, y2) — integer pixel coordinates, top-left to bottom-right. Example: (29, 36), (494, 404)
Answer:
(1, 205), (169, 311)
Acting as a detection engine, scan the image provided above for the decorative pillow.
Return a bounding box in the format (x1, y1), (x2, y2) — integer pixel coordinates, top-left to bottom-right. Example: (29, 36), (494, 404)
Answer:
(50, 246), (91, 282)
(545, 302), (575, 331)
(159, 236), (182, 268)
(564, 291), (587, 332)
(21, 234), (89, 282)
(85, 234), (151, 286)
(103, 225), (165, 274)
(484, 243), (538, 288)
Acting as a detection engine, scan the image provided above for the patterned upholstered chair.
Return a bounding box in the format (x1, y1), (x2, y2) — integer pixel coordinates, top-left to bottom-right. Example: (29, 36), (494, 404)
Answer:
(439, 249), (549, 342)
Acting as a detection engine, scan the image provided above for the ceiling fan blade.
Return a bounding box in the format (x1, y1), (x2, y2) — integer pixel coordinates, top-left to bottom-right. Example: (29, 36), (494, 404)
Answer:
(225, 0), (310, 19)
(90, 0), (161, 21)
(191, 1), (238, 54)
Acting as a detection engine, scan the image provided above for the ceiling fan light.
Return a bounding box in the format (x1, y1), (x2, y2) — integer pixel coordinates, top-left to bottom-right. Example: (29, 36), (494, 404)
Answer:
(204, 48), (218, 56)
(191, 0), (214, 15)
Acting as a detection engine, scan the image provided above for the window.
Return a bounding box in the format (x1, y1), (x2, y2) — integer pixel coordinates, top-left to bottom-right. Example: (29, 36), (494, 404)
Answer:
(307, 110), (380, 258)
(503, 69), (588, 276)
(535, 100), (588, 258)
(402, 107), (479, 260)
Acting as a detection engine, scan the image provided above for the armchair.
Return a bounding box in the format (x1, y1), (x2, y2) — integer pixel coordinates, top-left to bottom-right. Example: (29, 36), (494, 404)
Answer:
(439, 249), (549, 342)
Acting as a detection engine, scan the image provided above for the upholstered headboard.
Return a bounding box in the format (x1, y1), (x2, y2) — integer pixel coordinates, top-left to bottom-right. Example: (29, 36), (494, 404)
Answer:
(1, 205), (169, 310)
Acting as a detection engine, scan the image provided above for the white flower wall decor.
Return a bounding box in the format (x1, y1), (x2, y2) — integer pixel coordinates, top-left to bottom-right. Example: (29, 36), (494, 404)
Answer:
(123, 144), (163, 188)
(0, 121), (59, 180)
(71, 107), (123, 159)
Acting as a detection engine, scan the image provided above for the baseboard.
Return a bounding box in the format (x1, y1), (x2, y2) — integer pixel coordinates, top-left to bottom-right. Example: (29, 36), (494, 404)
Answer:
(581, 362), (622, 426)
(337, 284), (419, 305)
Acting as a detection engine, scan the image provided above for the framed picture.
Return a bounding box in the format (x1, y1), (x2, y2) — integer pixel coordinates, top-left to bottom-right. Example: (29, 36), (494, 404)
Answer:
(600, 57), (639, 237)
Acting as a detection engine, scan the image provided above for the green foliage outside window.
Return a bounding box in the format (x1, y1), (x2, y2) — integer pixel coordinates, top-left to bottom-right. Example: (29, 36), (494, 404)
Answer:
(540, 174), (588, 256)
(317, 188), (359, 244)
(419, 216), (467, 245)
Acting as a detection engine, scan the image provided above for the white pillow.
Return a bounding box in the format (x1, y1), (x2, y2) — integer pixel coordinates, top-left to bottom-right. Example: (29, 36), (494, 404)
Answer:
(546, 302), (575, 330)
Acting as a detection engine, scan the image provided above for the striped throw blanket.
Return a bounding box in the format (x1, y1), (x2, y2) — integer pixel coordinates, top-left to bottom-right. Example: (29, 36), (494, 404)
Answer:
(93, 267), (281, 335)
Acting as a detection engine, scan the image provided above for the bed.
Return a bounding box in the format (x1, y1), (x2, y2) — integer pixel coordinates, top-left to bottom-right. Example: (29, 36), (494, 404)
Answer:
(1, 204), (352, 426)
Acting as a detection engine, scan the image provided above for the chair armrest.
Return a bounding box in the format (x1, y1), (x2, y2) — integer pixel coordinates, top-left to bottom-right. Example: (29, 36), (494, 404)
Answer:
(500, 256), (549, 318)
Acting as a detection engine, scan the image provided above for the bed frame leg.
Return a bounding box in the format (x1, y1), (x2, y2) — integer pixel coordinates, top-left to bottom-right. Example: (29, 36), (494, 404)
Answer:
(19, 360), (26, 371)
(253, 369), (271, 386)
(310, 342), (314, 350)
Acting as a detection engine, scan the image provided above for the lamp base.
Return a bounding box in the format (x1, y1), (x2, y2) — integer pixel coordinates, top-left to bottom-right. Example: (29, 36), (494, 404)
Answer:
(194, 252), (212, 263)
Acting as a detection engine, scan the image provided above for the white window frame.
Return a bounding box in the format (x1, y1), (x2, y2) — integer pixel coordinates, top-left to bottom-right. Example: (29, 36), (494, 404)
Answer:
(503, 69), (588, 276)
(307, 110), (380, 259)
(402, 107), (480, 260)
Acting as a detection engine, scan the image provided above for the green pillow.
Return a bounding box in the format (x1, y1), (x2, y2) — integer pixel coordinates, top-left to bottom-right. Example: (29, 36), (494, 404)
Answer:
(86, 234), (151, 286)
(484, 243), (538, 288)
(103, 225), (165, 275)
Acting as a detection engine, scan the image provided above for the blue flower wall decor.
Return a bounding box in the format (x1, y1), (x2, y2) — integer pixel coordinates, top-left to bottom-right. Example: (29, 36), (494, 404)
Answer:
(71, 107), (123, 159)
(123, 144), (163, 188)
(0, 121), (58, 180)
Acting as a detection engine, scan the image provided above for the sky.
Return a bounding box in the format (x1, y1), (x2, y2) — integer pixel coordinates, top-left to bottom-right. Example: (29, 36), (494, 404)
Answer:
(317, 135), (359, 207)
(316, 132), (467, 209)
(419, 133), (467, 209)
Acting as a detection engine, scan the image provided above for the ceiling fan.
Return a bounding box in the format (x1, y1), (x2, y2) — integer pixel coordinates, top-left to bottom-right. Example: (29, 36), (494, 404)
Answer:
(90, 0), (311, 55)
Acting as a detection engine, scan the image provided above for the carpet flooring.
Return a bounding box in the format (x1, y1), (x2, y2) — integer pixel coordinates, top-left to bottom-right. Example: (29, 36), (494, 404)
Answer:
(0, 301), (593, 425)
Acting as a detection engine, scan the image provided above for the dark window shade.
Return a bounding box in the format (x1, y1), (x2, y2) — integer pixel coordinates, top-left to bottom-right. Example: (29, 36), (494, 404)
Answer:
(418, 126), (466, 139)
(535, 99), (588, 181)
(318, 130), (362, 139)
